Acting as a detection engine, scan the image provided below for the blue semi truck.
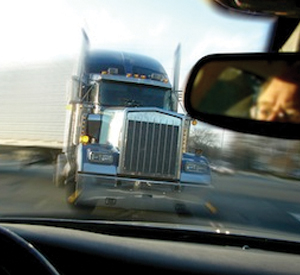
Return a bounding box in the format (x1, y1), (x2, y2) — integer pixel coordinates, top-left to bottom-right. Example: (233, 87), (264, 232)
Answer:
(56, 47), (212, 212)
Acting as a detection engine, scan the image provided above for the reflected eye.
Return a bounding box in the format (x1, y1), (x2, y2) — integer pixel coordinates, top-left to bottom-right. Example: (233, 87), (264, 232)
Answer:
(253, 105), (300, 122)
(258, 107), (272, 117)
(253, 105), (272, 118)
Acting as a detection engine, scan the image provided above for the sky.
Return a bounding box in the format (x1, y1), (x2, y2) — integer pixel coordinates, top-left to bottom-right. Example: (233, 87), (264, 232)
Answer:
(0, 0), (274, 87)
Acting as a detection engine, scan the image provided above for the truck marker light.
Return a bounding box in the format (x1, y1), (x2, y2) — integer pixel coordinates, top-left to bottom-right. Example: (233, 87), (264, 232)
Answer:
(80, 135), (89, 144)
(192, 120), (197, 126)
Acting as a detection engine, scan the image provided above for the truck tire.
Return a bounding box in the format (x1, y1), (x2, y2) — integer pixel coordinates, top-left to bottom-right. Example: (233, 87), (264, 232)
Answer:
(53, 154), (67, 188)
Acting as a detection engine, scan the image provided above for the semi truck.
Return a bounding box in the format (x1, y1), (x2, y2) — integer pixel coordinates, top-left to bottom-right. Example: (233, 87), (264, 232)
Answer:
(0, 33), (211, 212)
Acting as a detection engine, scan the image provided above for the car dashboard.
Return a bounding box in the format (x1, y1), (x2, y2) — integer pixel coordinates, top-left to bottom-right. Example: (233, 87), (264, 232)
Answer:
(0, 221), (299, 275)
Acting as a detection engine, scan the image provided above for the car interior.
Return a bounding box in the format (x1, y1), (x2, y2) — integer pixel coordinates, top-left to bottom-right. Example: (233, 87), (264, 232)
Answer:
(1, 0), (300, 274)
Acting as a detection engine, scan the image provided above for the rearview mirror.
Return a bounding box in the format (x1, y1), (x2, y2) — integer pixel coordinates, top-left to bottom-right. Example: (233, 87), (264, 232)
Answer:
(214, 0), (300, 18)
(184, 53), (300, 139)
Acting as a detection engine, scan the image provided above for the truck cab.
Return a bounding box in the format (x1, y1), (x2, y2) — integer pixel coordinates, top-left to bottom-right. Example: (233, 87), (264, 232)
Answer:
(82, 50), (177, 111)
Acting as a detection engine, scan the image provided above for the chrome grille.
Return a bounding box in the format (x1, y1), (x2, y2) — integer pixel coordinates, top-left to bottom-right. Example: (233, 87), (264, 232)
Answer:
(120, 111), (182, 180)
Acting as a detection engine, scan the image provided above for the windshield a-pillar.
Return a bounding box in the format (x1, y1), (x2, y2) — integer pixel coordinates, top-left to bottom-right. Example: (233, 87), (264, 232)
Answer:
(98, 81), (173, 111)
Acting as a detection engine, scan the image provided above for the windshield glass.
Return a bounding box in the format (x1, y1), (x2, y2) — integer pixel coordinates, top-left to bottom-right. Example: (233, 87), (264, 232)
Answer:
(99, 81), (173, 109)
(4, 0), (300, 244)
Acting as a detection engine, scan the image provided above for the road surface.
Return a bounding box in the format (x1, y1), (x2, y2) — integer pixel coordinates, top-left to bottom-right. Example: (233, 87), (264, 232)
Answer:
(1, 163), (300, 236)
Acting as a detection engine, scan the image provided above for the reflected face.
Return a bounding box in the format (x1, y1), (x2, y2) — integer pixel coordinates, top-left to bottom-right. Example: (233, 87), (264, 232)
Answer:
(254, 77), (300, 123)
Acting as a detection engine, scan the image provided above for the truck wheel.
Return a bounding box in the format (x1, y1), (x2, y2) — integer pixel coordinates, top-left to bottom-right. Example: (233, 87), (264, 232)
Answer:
(53, 154), (66, 188)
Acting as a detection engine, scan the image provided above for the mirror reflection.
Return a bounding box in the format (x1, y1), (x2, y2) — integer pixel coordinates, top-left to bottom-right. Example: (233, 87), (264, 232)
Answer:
(190, 58), (300, 123)
(214, 0), (300, 18)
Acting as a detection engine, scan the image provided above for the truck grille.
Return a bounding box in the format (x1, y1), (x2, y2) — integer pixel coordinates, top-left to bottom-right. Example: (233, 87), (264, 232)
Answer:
(120, 111), (182, 180)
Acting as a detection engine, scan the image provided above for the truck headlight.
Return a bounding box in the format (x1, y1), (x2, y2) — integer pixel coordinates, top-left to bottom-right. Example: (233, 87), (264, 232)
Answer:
(88, 151), (114, 164)
(184, 161), (208, 174)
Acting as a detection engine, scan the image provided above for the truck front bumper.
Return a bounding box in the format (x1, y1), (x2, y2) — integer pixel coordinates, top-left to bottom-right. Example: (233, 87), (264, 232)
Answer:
(71, 173), (212, 212)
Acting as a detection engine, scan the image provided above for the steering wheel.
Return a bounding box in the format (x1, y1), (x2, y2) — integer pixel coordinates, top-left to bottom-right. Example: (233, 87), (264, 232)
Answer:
(0, 225), (60, 275)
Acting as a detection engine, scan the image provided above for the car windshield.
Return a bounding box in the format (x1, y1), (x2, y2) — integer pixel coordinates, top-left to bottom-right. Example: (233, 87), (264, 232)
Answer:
(3, 0), (300, 244)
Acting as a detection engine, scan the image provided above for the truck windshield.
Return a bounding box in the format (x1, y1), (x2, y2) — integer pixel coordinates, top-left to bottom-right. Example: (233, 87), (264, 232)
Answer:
(99, 81), (173, 110)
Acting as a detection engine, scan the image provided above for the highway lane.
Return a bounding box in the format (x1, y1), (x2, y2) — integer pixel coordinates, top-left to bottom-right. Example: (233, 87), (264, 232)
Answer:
(206, 173), (300, 235)
(1, 163), (300, 237)
(0, 164), (71, 216)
